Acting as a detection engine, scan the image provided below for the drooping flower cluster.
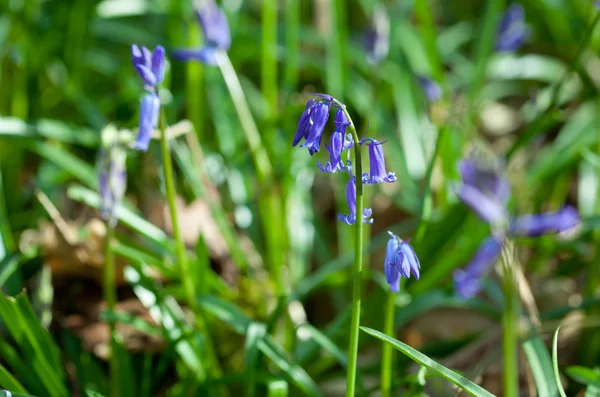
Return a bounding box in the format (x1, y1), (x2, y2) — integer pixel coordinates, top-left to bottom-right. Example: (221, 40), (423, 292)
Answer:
(293, 94), (419, 292)
(131, 45), (165, 151)
(293, 94), (397, 226)
(453, 157), (579, 298)
(98, 125), (131, 227)
(384, 232), (420, 292)
(496, 4), (530, 52)
(173, 0), (231, 66)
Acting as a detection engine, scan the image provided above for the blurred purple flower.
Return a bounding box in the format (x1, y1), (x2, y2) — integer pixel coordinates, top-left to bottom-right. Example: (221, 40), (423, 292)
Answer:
(454, 156), (580, 299)
(509, 206), (579, 237)
(364, 5), (390, 65)
(98, 126), (128, 227)
(496, 4), (529, 52)
(317, 110), (353, 173)
(384, 232), (420, 292)
(135, 93), (160, 152)
(338, 177), (373, 225)
(456, 158), (510, 225)
(361, 138), (397, 184)
(417, 76), (442, 102)
(131, 45), (165, 89)
(453, 237), (502, 299)
(173, 0), (231, 66)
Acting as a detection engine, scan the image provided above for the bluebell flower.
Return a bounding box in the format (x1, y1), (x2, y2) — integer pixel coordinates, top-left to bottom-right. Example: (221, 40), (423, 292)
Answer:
(173, 0), (231, 66)
(293, 99), (315, 147)
(509, 206), (579, 237)
(384, 232), (420, 292)
(456, 158), (510, 226)
(293, 96), (333, 155)
(135, 93), (160, 152)
(131, 44), (165, 89)
(364, 5), (390, 65)
(417, 76), (442, 102)
(361, 139), (397, 184)
(496, 4), (529, 52)
(453, 237), (502, 299)
(98, 125), (129, 227)
(454, 156), (580, 299)
(338, 177), (373, 225)
(317, 109), (353, 173)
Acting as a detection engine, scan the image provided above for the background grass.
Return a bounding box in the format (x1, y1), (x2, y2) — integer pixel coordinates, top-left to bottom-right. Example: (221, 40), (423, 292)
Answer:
(1, 0), (600, 396)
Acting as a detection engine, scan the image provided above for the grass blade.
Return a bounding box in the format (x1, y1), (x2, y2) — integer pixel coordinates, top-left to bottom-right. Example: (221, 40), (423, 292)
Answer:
(552, 327), (568, 397)
(360, 326), (496, 397)
(522, 335), (560, 397)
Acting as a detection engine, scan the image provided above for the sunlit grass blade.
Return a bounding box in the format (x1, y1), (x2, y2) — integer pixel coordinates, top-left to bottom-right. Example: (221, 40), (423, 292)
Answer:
(67, 185), (173, 250)
(0, 292), (67, 396)
(360, 327), (496, 397)
(552, 327), (568, 397)
(0, 364), (28, 394)
(245, 322), (266, 397)
(522, 336), (560, 397)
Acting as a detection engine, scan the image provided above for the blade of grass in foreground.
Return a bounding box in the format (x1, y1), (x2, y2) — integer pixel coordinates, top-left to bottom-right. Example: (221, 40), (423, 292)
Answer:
(552, 327), (568, 397)
(522, 336), (559, 397)
(360, 327), (496, 397)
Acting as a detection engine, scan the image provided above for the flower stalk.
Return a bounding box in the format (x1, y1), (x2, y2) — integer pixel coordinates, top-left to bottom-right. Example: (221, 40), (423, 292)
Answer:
(159, 108), (197, 310)
(380, 290), (395, 397)
(103, 221), (119, 396)
(502, 258), (519, 397)
(334, 101), (364, 397)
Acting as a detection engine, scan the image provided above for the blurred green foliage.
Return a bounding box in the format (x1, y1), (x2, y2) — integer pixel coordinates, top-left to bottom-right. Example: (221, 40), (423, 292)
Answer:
(0, 0), (600, 396)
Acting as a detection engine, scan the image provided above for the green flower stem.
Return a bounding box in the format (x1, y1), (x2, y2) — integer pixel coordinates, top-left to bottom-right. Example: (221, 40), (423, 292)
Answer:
(103, 222), (118, 395)
(335, 101), (364, 397)
(380, 290), (395, 397)
(159, 107), (196, 310)
(159, 108), (225, 391)
(502, 262), (519, 397)
(217, 52), (285, 291)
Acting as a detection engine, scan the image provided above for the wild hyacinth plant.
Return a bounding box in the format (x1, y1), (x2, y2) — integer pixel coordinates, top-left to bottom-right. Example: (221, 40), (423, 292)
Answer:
(453, 156), (579, 397)
(293, 93), (420, 397)
(131, 43), (202, 312)
(453, 157), (579, 299)
(97, 124), (130, 393)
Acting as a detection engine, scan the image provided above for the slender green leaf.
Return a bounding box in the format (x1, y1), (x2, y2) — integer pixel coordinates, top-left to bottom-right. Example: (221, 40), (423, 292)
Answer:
(296, 323), (347, 369)
(0, 364), (28, 394)
(551, 327), (568, 397)
(67, 185), (173, 249)
(361, 327), (496, 397)
(522, 335), (560, 397)
(566, 366), (600, 385)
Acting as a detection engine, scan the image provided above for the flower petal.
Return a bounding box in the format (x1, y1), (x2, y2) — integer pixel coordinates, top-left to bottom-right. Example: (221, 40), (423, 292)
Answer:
(151, 45), (166, 84)
(172, 47), (220, 66)
(135, 93), (160, 151)
(456, 184), (508, 225)
(509, 206), (579, 237)
(134, 64), (157, 87)
(453, 237), (502, 299)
